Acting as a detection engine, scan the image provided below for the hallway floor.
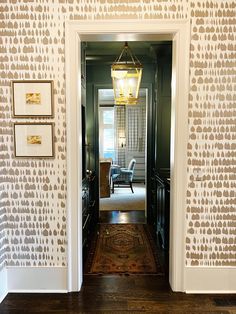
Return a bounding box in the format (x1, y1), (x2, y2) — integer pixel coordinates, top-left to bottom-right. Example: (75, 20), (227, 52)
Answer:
(1, 275), (236, 313)
(1, 211), (235, 313)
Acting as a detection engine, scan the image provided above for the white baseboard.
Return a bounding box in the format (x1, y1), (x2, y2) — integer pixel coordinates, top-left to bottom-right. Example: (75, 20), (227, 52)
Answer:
(0, 267), (8, 303)
(7, 266), (68, 293)
(3, 265), (236, 300)
(185, 266), (236, 293)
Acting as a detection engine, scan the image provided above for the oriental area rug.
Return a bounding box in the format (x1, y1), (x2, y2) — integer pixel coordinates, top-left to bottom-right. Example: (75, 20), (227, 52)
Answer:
(85, 224), (164, 275)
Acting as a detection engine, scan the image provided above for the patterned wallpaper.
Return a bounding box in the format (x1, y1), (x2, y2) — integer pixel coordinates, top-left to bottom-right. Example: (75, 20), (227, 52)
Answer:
(0, 0), (235, 269)
(186, 0), (236, 266)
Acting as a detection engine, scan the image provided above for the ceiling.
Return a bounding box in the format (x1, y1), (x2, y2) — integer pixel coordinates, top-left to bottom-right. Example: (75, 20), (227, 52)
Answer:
(85, 41), (172, 64)
(86, 41), (172, 103)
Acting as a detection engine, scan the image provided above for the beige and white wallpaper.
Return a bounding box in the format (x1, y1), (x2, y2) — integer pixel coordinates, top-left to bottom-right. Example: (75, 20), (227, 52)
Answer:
(0, 0), (235, 270)
(187, 1), (236, 266)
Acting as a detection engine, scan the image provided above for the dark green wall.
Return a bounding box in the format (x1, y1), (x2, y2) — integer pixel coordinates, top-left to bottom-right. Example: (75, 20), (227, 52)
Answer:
(154, 45), (172, 177)
(87, 62), (156, 86)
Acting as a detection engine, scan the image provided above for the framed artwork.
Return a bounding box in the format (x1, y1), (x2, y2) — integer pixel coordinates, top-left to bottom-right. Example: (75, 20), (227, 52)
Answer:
(14, 123), (54, 158)
(12, 80), (53, 117)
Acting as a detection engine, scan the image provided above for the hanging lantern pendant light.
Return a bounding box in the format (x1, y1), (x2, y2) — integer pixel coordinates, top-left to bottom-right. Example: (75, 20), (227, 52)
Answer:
(111, 42), (143, 105)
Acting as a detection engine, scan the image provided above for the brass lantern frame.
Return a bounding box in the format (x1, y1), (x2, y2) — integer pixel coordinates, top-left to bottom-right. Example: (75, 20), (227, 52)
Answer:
(111, 42), (143, 105)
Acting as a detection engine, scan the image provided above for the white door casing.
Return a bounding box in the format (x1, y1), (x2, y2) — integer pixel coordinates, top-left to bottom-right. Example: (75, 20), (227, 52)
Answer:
(65, 20), (190, 292)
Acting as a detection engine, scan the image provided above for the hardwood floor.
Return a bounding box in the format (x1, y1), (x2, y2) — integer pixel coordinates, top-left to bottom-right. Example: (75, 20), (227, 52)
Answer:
(1, 275), (236, 313)
(1, 211), (235, 313)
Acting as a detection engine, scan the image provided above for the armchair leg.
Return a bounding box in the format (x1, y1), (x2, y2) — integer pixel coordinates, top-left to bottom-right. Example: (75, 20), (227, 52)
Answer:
(112, 181), (114, 193)
(130, 182), (134, 193)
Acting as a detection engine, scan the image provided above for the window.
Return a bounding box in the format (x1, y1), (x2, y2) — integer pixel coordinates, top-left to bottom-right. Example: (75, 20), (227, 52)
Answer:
(99, 107), (115, 160)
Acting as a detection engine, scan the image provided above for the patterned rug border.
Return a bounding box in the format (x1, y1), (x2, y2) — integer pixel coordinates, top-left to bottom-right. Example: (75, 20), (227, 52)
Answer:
(84, 223), (165, 276)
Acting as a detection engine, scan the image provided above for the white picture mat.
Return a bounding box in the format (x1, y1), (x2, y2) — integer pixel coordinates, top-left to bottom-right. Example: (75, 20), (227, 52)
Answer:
(13, 82), (52, 116)
(14, 124), (53, 157)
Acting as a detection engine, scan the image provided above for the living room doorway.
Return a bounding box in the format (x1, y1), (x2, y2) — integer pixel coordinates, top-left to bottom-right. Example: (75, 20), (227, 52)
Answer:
(98, 88), (147, 218)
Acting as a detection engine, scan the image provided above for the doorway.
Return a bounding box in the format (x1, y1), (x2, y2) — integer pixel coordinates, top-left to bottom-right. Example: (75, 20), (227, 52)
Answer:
(85, 41), (172, 277)
(65, 20), (190, 292)
(97, 87), (147, 219)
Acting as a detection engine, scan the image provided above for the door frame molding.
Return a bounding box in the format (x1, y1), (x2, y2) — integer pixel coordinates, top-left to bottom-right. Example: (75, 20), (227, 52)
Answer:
(65, 19), (190, 292)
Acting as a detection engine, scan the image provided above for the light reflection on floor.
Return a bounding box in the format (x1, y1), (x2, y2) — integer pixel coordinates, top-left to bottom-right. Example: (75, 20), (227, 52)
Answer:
(100, 210), (146, 224)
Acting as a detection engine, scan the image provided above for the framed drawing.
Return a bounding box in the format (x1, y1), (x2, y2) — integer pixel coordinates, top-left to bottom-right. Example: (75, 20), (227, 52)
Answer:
(14, 123), (54, 158)
(12, 80), (53, 117)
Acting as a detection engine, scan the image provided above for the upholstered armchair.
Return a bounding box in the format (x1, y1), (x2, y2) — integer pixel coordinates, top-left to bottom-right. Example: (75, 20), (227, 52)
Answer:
(111, 158), (136, 193)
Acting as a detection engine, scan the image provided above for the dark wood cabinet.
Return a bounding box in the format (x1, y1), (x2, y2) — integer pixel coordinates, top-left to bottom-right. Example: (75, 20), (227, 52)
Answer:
(155, 174), (170, 250)
(82, 177), (90, 248)
(149, 169), (158, 231)
(82, 174), (96, 261)
(81, 42), (98, 262)
(147, 44), (172, 251)
(99, 161), (111, 198)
